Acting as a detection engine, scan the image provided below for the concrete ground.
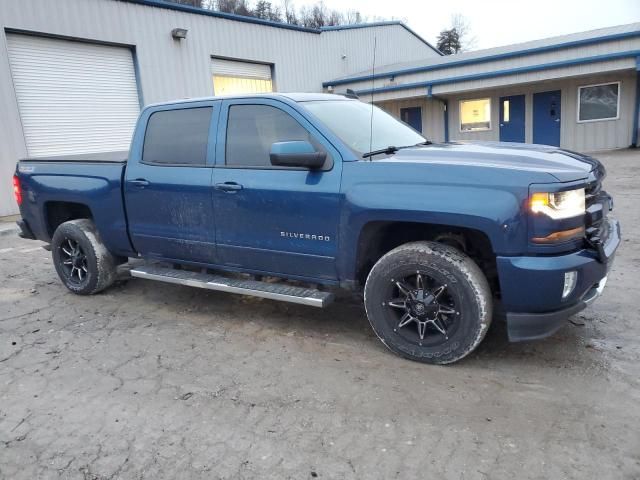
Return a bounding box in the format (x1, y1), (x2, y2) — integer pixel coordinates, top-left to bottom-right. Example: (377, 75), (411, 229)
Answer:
(1, 149), (639, 480)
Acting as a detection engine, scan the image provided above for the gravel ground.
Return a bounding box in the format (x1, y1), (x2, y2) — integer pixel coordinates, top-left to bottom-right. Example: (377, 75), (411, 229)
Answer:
(1, 149), (639, 479)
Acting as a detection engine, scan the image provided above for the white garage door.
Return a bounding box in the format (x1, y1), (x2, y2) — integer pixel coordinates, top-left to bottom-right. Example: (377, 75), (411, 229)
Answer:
(211, 58), (273, 96)
(6, 34), (140, 157)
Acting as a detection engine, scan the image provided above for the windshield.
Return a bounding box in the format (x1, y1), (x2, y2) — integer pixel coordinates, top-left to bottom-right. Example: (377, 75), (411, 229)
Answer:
(303, 100), (426, 156)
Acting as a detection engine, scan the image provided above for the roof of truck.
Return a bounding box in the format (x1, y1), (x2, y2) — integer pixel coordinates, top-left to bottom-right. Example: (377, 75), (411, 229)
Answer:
(146, 92), (352, 108)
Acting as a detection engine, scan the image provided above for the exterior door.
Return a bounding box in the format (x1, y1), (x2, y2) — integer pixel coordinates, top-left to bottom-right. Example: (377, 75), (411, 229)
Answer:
(400, 107), (423, 132)
(212, 99), (342, 281)
(124, 101), (219, 264)
(533, 90), (561, 146)
(499, 95), (525, 142)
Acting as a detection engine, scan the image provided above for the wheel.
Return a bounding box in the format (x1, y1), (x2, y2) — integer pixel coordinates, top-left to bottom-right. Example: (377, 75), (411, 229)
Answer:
(364, 241), (492, 365)
(51, 219), (117, 295)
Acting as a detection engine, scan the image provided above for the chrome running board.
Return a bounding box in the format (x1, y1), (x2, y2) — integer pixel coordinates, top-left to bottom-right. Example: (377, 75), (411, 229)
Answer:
(130, 264), (334, 308)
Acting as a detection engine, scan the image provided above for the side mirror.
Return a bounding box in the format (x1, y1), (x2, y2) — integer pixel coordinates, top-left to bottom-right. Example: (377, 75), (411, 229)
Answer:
(270, 141), (326, 169)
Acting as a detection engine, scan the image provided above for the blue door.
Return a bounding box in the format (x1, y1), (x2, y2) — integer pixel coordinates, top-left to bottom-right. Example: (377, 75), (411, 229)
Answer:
(211, 98), (342, 281)
(533, 90), (561, 146)
(124, 101), (219, 264)
(400, 107), (423, 133)
(499, 95), (525, 142)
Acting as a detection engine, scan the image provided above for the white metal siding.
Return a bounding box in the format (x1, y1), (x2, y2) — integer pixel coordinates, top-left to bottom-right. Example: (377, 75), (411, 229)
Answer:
(6, 33), (140, 157)
(211, 58), (271, 79)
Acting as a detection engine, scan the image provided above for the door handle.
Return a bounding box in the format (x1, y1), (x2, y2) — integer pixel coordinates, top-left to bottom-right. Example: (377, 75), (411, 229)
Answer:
(555, 118), (561, 122)
(129, 178), (150, 187)
(214, 182), (243, 192)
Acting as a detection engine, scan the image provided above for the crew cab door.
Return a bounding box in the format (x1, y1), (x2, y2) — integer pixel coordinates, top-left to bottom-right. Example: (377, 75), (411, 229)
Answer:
(124, 101), (219, 263)
(212, 98), (342, 281)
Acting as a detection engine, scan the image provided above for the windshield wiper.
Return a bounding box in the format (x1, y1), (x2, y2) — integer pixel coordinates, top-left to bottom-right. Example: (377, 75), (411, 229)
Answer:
(362, 141), (432, 159)
(362, 145), (398, 158)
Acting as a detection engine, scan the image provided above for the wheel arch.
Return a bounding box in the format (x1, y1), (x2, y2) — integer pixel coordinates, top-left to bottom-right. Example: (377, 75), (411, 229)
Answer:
(351, 219), (500, 295)
(44, 201), (94, 238)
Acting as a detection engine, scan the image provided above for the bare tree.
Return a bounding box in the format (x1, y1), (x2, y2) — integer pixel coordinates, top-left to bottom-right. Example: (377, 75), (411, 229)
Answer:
(282, 0), (298, 24)
(170, 0), (204, 7)
(165, 0), (367, 28)
(217, 0), (253, 16)
(450, 13), (476, 51)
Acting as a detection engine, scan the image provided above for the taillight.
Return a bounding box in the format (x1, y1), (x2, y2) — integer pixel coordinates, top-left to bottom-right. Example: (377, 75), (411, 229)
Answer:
(13, 175), (22, 205)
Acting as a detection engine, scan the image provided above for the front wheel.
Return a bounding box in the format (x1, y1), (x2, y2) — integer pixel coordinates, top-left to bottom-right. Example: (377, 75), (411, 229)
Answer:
(51, 219), (117, 295)
(364, 241), (493, 364)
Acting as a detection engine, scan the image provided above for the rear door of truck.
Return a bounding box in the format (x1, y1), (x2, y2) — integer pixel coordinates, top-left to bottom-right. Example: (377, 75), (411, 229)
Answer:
(124, 100), (220, 263)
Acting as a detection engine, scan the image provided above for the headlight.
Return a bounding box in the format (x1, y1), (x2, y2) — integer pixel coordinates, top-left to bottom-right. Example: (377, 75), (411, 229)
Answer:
(530, 188), (585, 220)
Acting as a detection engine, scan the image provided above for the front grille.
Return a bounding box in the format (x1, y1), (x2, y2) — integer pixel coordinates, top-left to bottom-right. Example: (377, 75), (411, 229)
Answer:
(584, 167), (611, 252)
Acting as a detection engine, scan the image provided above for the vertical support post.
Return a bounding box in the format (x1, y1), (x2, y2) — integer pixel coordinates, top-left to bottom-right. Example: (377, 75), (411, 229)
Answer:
(633, 56), (640, 147)
(427, 85), (449, 143)
(443, 99), (449, 143)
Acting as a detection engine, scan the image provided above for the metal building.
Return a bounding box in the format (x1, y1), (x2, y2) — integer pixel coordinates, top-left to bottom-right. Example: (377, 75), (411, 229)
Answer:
(1, 0), (638, 217)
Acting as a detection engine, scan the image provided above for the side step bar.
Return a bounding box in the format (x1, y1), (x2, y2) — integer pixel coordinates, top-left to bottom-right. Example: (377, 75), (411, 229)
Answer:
(129, 264), (334, 308)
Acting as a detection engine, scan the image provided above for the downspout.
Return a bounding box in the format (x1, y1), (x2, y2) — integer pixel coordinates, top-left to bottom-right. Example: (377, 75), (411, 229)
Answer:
(427, 85), (449, 142)
(633, 56), (640, 147)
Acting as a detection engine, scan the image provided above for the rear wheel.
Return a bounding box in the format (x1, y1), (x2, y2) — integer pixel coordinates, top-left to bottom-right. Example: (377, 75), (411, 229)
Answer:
(364, 241), (492, 364)
(51, 219), (117, 295)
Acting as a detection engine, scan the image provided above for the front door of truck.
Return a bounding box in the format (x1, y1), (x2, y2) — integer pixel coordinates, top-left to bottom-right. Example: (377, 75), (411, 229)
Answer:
(212, 98), (342, 281)
(124, 101), (219, 264)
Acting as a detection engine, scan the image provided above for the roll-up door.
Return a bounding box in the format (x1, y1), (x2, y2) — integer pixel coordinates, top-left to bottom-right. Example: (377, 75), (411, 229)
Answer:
(211, 58), (273, 95)
(6, 34), (140, 157)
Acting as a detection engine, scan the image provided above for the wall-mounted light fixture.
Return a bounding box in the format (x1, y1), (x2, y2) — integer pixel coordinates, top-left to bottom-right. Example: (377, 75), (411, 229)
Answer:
(171, 28), (188, 40)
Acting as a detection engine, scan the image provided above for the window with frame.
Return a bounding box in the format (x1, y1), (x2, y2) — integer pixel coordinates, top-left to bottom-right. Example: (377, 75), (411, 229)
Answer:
(225, 104), (319, 167)
(578, 82), (620, 122)
(143, 107), (212, 165)
(460, 98), (491, 131)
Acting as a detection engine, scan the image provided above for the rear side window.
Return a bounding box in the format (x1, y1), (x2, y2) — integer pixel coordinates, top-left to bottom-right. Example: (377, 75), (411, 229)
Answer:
(143, 107), (212, 165)
(225, 104), (317, 167)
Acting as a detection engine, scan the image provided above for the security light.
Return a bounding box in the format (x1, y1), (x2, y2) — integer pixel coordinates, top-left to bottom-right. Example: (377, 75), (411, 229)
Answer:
(171, 28), (188, 40)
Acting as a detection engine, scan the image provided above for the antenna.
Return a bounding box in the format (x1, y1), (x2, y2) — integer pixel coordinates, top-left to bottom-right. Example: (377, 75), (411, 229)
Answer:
(368, 35), (377, 161)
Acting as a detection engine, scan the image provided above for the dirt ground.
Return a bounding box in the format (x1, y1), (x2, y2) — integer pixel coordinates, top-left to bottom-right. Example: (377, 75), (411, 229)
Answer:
(1, 149), (639, 480)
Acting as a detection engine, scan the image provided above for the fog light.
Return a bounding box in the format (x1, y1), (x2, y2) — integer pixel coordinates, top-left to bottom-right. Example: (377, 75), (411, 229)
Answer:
(562, 271), (578, 299)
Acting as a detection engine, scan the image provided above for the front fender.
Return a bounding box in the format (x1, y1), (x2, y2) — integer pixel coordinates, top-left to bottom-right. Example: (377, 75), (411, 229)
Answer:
(337, 182), (527, 281)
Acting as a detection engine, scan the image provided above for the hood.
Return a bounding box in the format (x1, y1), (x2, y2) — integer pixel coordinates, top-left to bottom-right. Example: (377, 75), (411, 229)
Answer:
(382, 141), (602, 183)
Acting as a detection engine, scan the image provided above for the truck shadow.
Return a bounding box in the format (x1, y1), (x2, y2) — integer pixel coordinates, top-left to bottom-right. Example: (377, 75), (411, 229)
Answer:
(117, 276), (604, 370)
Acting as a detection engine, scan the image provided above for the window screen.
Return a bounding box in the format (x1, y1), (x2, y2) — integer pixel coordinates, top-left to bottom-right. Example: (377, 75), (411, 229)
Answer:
(225, 104), (315, 167)
(143, 107), (212, 165)
(578, 83), (619, 122)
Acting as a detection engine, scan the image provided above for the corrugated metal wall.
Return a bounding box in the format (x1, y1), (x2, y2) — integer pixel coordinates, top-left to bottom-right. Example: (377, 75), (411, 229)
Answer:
(0, 0), (439, 216)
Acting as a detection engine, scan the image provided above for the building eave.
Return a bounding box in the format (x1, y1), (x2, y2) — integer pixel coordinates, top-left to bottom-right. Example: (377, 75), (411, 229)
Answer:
(323, 28), (640, 88)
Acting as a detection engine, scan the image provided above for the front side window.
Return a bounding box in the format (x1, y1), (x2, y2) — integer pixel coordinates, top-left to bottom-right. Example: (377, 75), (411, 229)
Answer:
(460, 98), (491, 131)
(303, 100), (425, 155)
(225, 104), (317, 167)
(143, 107), (212, 165)
(578, 82), (620, 122)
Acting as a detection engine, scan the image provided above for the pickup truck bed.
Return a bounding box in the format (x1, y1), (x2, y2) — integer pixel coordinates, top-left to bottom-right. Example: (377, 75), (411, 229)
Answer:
(17, 152), (131, 257)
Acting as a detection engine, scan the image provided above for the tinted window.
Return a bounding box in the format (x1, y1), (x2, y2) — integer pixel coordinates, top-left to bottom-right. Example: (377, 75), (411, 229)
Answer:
(225, 104), (317, 167)
(143, 107), (212, 165)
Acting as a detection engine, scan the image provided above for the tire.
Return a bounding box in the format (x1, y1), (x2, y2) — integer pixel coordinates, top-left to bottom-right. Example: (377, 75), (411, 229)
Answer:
(364, 241), (492, 365)
(51, 219), (117, 295)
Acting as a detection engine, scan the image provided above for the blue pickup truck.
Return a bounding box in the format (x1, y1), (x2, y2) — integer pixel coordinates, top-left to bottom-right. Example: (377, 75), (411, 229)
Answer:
(13, 93), (620, 364)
